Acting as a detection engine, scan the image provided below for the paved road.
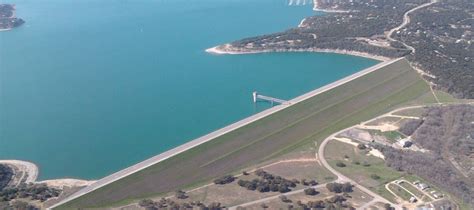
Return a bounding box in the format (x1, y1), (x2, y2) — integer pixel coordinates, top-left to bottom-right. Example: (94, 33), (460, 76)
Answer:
(387, 0), (438, 53)
(49, 58), (404, 209)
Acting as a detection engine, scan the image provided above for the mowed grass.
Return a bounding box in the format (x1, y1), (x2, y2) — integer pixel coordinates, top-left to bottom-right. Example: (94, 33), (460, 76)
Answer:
(365, 116), (402, 126)
(392, 107), (426, 117)
(58, 59), (432, 209)
(387, 183), (413, 201)
(367, 129), (406, 143)
(399, 181), (429, 201)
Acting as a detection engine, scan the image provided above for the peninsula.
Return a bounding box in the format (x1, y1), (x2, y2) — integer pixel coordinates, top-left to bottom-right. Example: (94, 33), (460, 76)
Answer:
(209, 0), (473, 99)
(0, 4), (25, 31)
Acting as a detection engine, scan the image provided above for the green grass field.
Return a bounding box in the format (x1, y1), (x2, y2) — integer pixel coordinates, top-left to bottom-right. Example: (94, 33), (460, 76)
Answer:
(57, 58), (434, 209)
(325, 140), (403, 203)
(388, 183), (413, 201)
(399, 181), (429, 201)
(367, 129), (406, 143)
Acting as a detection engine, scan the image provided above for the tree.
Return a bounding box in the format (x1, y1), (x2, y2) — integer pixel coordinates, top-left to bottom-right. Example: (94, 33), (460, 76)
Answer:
(278, 185), (290, 193)
(279, 195), (291, 203)
(307, 200), (325, 208)
(371, 174), (381, 180)
(10, 200), (39, 210)
(303, 188), (318, 195)
(256, 185), (269, 193)
(270, 183), (279, 192)
(327, 195), (346, 203)
(175, 190), (187, 199)
(384, 203), (394, 210)
(357, 144), (367, 150)
(138, 199), (155, 208)
(308, 180), (318, 186)
(326, 182), (352, 193)
(336, 162), (346, 167)
(326, 183), (342, 193)
(213, 175), (235, 185)
(341, 182), (353, 192)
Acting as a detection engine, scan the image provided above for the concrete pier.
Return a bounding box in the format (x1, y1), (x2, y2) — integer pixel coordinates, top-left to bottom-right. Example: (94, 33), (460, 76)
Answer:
(252, 91), (289, 105)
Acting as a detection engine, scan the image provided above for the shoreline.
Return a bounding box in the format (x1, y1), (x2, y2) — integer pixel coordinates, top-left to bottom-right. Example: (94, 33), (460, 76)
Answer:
(0, 160), (94, 189)
(206, 45), (391, 62)
(50, 57), (402, 209)
(312, 0), (351, 13)
(0, 28), (13, 32)
(38, 179), (96, 189)
(298, 17), (307, 28)
(0, 160), (39, 185)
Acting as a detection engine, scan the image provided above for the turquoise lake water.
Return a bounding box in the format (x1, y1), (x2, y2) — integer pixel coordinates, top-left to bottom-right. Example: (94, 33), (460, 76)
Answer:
(0, 0), (379, 180)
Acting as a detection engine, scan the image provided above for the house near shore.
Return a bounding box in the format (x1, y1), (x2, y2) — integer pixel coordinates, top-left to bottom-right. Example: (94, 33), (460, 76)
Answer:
(416, 183), (429, 191)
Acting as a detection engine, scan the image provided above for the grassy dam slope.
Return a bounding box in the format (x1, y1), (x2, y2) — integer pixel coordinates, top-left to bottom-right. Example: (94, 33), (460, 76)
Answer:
(57, 58), (434, 208)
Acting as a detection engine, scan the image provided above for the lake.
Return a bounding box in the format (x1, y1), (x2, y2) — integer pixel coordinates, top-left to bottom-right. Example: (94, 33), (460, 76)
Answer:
(0, 0), (378, 180)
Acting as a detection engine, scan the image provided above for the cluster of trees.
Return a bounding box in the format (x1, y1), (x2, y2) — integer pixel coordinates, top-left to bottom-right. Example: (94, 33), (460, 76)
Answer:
(0, 200), (39, 210)
(0, 164), (13, 190)
(139, 198), (224, 210)
(0, 183), (61, 202)
(394, 1), (474, 98)
(378, 105), (474, 207)
(292, 195), (354, 210)
(229, 0), (428, 58)
(303, 188), (319, 196)
(326, 182), (353, 193)
(399, 118), (424, 136)
(237, 169), (297, 193)
(412, 105), (474, 158)
(300, 179), (318, 186)
(213, 175), (235, 185)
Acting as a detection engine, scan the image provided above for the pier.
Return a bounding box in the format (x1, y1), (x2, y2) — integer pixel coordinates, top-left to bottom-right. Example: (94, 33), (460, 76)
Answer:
(253, 91), (289, 105)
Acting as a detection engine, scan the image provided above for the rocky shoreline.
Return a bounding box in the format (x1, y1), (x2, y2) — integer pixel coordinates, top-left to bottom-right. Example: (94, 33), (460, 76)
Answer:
(0, 160), (94, 189)
(206, 44), (391, 62)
